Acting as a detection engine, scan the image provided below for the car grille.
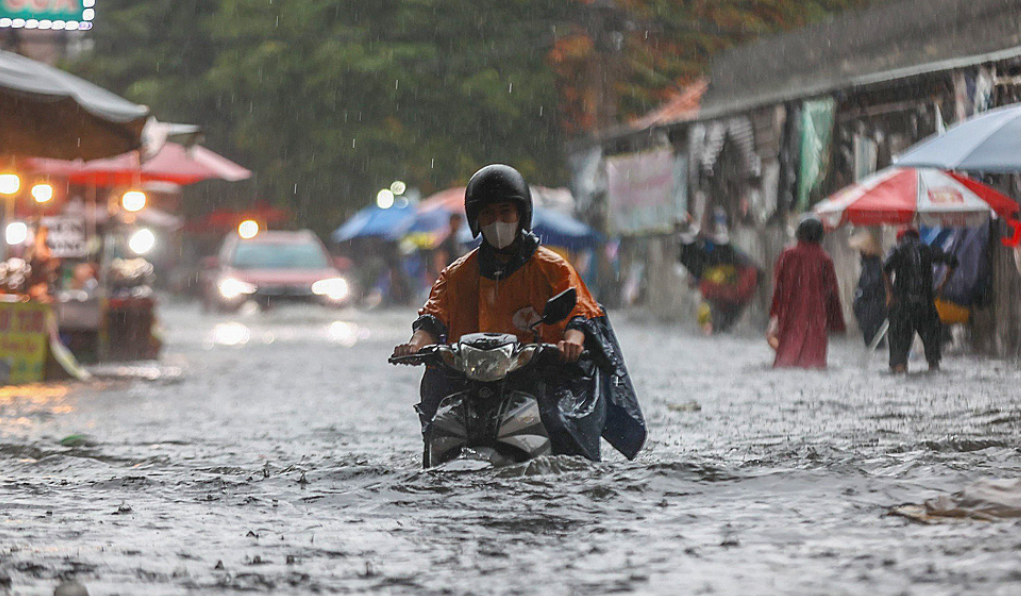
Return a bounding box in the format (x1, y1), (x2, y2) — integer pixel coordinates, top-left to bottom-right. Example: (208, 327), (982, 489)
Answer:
(256, 285), (313, 297)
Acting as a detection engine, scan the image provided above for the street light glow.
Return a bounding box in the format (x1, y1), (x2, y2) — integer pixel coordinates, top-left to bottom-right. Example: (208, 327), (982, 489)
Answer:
(129, 228), (156, 255)
(390, 181), (407, 195)
(5, 222), (27, 246)
(31, 183), (53, 203)
(0, 174), (20, 196)
(122, 190), (147, 212)
(238, 220), (260, 239)
(376, 189), (395, 209)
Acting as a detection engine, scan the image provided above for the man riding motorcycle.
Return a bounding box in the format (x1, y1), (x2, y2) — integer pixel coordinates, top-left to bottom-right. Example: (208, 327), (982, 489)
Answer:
(391, 164), (645, 462)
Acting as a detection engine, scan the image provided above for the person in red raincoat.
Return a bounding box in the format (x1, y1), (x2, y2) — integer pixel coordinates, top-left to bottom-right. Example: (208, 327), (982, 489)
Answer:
(767, 217), (846, 368)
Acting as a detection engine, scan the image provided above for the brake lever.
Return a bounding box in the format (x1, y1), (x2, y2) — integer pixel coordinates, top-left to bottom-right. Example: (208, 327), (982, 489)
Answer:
(388, 345), (439, 366)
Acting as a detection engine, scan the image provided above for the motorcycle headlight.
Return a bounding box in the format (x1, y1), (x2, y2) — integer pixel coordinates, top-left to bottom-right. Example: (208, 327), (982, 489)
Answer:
(218, 277), (257, 299)
(460, 344), (515, 382)
(312, 277), (350, 301)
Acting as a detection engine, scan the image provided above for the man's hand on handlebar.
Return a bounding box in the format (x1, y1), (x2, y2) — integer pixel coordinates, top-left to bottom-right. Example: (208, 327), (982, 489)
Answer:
(391, 329), (437, 361)
(558, 329), (585, 363)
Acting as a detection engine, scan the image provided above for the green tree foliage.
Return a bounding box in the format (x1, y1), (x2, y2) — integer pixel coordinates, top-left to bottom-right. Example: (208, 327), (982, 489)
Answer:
(205, 0), (569, 226)
(72, 0), (229, 155)
(73, 0), (870, 231)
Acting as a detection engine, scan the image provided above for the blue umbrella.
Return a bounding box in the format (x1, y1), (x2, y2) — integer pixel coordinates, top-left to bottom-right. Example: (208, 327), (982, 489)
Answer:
(532, 207), (604, 251)
(404, 204), (602, 251)
(896, 104), (1021, 173)
(331, 203), (416, 243)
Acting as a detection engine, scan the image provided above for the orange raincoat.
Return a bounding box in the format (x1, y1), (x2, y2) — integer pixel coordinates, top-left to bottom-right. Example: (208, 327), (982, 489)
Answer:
(418, 244), (602, 344)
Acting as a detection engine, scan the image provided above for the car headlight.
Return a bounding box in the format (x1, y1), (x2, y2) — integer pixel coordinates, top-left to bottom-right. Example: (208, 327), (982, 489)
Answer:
(218, 277), (257, 299)
(312, 277), (350, 301)
(460, 344), (516, 382)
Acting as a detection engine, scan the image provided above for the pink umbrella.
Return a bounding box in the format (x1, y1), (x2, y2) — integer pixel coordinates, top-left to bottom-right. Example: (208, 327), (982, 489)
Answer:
(418, 186), (466, 213)
(814, 167), (1018, 228)
(25, 142), (251, 187)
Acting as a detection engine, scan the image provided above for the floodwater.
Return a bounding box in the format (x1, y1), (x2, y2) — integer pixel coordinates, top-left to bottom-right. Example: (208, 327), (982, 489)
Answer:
(3, 300), (1021, 595)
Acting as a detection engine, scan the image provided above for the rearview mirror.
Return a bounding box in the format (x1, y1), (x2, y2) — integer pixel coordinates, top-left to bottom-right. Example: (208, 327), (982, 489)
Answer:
(541, 288), (577, 325)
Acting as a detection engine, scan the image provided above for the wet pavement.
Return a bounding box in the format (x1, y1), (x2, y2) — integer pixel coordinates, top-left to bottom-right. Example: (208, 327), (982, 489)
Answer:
(2, 300), (1021, 595)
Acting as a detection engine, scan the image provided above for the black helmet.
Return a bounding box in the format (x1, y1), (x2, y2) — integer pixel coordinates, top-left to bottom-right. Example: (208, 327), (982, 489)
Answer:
(796, 216), (825, 243)
(464, 164), (533, 237)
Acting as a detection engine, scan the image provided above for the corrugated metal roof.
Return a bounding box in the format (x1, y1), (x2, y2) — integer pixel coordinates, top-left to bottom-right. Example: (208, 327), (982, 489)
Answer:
(700, 0), (1021, 120)
(629, 79), (708, 130)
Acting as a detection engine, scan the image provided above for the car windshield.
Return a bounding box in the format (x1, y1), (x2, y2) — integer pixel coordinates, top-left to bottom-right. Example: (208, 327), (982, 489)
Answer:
(230, 242), (329, 270)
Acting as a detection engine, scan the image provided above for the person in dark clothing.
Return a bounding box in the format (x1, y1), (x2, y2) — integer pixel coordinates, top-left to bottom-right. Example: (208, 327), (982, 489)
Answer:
(849, 231), (887, 346)
(882, 228), (959, 373)
(676, 221), (760, 334)
(434, 213), (466, 272)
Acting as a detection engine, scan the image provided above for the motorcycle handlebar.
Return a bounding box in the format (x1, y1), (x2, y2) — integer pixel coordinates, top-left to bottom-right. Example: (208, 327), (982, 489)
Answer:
(388, 343), (588, 367)
(536, 343), (591, 365)
(388, 345), (443, 366)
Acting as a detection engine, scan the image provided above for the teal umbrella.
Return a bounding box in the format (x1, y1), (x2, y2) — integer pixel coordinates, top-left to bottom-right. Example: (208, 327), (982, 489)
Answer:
(896, 104), (1021, 173)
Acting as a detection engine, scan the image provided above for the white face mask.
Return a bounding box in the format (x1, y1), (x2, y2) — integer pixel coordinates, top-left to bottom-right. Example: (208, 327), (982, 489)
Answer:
(481, 221), (518, 250)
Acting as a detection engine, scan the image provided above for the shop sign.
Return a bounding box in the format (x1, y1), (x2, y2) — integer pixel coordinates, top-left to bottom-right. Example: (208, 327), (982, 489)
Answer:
(42, 216), (87, 258)
(0, 301), (49, 384)
(0, 0), (94, 30)
(606, 149), (685, 235)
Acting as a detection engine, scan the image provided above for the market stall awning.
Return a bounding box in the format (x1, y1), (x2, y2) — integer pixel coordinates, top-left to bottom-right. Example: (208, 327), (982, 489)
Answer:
(26, 142), (251, 187)
(61, 200), (183, 230)
(0, 49), (149, 160)
(814, 167), (1018, 228)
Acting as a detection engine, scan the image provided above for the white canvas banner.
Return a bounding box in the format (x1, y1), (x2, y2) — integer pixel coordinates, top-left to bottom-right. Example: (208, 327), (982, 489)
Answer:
(605, 149), (681, 235)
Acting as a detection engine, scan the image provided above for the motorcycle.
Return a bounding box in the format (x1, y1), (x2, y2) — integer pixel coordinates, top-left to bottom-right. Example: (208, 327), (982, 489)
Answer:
(389, 288), (580, 468)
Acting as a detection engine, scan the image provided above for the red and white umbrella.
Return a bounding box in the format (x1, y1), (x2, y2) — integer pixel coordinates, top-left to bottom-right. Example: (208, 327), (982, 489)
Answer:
(814, 167), (1018, 228)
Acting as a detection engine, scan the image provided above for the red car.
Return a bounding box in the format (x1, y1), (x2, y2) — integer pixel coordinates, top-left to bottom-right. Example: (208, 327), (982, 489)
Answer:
(202, 230), (353, 311)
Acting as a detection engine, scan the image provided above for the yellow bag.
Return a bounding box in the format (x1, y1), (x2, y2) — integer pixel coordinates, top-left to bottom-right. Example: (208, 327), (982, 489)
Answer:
(935, 299), (970, 325)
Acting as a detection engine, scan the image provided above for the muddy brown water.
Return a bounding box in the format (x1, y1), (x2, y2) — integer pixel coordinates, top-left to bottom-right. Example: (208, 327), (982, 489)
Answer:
(2, 301), (1021, 595)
